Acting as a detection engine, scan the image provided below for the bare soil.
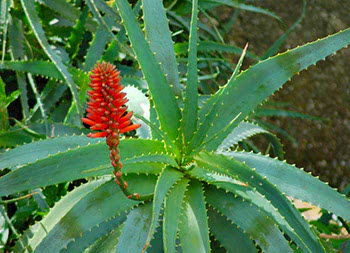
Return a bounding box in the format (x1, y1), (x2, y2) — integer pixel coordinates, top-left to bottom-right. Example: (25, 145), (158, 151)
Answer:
(221, 0), (350, 189)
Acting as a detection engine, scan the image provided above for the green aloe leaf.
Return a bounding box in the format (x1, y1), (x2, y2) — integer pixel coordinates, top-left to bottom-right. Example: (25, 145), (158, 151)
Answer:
(39, 0), (97, 32)
(163, 177), (189, 253)
(36, 180), (139, 252)
(14, 179), (105, 252)
(190, 27), (350, 154)
(227, 151), (350, 221)
(85, 224), (123, 253)
(85, 0), (131, 58)
(92, 0), (121, 20)
(61, 214), (127, 253)
(217, 121), (284, 160)
(0, 138), (174, 196)
(0, 135), (97, 170)
(0, 60), (89, 89)
(181, 0), (199, 144)
(0, 206), (9, 251)
(7, 16), (29, 119)
(0, 0), (10, 63)
(230, 43), (248, 80)
(116, 202), (152, 253)
(0, 122), (90, 148)
(142, 0), (182, 99)
(186, 164), (299, 246)
(0, 136), (166, 171)
(66, 5), (89, 60)
(20, 0), (81, 117)
(178, 180), (210, 253)
(148, 226), (164, 253)
(115, 0), (182, 149)
(0, 60), (64, 81)
(206, 186), (293, 253)
(195, 151), (325, 252)
(18, 179), (140, 252)
(144, 166), (184, 252)
(208, 206), (256, 253)
(217, 121), (269, 150)
(83, 26), (110, 72)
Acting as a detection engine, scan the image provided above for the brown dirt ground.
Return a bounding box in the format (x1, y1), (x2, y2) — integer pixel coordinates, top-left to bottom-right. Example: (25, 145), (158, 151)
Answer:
(219, 0), (350, 189)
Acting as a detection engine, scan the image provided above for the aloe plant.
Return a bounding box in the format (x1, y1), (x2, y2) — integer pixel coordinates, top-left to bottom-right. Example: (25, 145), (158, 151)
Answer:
(0, 0), (350, 252)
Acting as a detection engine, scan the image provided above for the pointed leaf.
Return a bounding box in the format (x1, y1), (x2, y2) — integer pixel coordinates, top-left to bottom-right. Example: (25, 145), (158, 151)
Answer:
(181, 0), (199, 144)
(208, 206), (256, 253)
(217, 121), (284, 160)
(15, 179), (106, 252)
(218, 121), (269, 150)
(83, 26), (110, 71)
(196, 43), (248, 126)
(0, 60), (89, 88)
(206, 186), (293, 253)
(142, 0), (182, 99)
(8, 17), (29, 118)
(228, 151), (350, 221)
(85, 0), (132, 59)
(116, 202), (152, 253)
(0, 0), (11, 63)
(193, 28), (350, 153)
(115, 0), (182, 146)
(163, 177), (189, 253)
(61, 214), (127, 253)
(195, 151), (325, 252)
(187, 164), (299, 245)
(143, 166), (184, 252)
(0, 135), (99, 170)
(178, 180), (210, 253)
(39, 0), (97, 32)
(20, 0), (81, 117)
(0, 138), (174, 196)
(24, 179), (140, 252)
(66, 6), (89, 59)
(0, 136), (166, 171)
(84, 224), (123, 253)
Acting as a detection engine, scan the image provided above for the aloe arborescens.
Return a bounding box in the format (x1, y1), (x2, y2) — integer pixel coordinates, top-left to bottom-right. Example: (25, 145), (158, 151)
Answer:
(0, 0), (349, 252)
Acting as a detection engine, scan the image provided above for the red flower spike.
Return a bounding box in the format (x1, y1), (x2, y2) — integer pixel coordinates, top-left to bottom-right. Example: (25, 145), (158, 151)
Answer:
(82, 61), (141, 200)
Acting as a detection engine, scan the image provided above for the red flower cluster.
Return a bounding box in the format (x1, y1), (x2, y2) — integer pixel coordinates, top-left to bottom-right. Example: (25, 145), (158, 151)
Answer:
(82, 61), (140, 193)
(82, 61), (140, 138)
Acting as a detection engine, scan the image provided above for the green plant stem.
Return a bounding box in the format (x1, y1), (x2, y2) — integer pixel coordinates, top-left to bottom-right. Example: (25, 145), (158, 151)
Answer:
(0, 192), (38, 204)
(114, 168), (153, 201)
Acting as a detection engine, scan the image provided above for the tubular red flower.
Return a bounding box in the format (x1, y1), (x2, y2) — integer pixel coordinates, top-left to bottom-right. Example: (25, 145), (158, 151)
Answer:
(82, 61), (140, 139)
(82, 61), (141, 197)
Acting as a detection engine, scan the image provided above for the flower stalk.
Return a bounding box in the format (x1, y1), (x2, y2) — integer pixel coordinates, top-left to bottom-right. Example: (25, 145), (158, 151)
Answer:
(82, 61), (144, 200)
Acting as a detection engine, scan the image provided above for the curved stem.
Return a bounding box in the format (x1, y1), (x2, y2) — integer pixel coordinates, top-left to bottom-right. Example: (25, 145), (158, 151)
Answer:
(113, 165), (153, 201)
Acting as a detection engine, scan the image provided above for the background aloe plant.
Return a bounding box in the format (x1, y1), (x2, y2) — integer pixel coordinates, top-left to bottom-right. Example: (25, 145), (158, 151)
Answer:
(0, 0), (349, 252)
